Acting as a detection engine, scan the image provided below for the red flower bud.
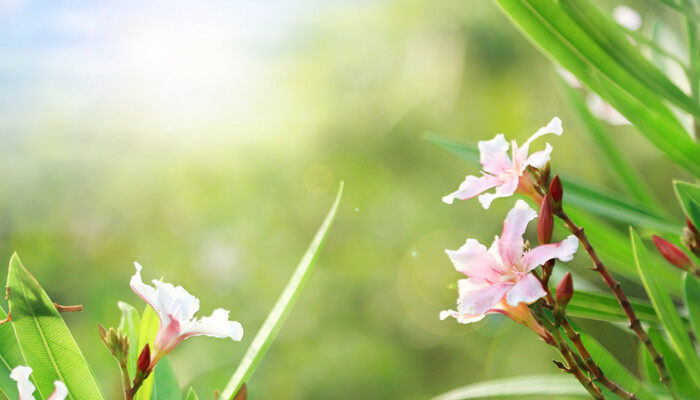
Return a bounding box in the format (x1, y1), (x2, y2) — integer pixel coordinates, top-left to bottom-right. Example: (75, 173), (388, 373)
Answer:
(653, 235), (691, 270)
(137, 344), (151, 373)
(538, 196), (553, 244)
(549, 175), (563, 204)
(556, 272), (573, 308)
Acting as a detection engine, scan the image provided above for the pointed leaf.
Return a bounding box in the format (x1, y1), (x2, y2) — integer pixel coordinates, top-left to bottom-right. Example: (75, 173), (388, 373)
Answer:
(648, 328), (700, 397)
(567, 290), (660, 325)
(134, 306), (159, 400)
(630, 228), (700, 387)
(185, 388), (199, 400)
(0, 305), (23, 400)
(684, 274), (700, 340)
(430, 375), (588, 399)
(6, 253), (105, 400)
(220, 182), (343, 399)
(675, 181), (700, 229)
(150, 357), (179, 400)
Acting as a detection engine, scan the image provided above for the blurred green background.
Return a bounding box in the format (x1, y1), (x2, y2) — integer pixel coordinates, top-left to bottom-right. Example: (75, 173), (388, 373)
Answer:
(0, 0), (689, 399)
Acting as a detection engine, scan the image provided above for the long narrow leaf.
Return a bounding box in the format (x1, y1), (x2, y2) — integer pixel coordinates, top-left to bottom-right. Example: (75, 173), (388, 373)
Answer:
(220, 182), (343, 399)
(675, 181), (700, 228)
(685, 274), (700, 339)
(150, 357), (180, 400)
(6, 253), (105, 400)
(185, 388), (199, 400)
(648, 328), (700, 397)
(430, 375), (588, 400)
(134, 306), (159, 400)
(630, 228), (700, 387)
(118, 302), (141, 380)
(567, 290), (660, 325)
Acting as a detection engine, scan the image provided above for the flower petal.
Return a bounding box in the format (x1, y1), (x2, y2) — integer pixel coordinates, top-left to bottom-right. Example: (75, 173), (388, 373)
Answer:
(180, 308), (243, 341)
(47, 381), (68, 400)
(10, 366), (36, 400)
(515, 117), (563, 163)
(477, 176), (519, 209)
(445, 238), (502, 280)
(498, 199), (537, 266)
(525, 143), (553, 169)
(456, 278), (511, 315)
(506, 274), (546, 306)
(130, 262), (159, 313)
(439, 309), (487, 324)
(478, 133), (512, 175)
(522, 235), (579, 271)
(442, 174), (502, 204)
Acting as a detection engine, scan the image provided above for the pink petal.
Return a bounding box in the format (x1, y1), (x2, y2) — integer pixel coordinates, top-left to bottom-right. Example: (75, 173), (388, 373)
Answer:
(456, 278), (511, 315)
(445, 238), (502, 281)
(443, 174), (502, 204)
(439, 309), (486, 324)
(506, 273), (546, 306)
(478, 176), (519, 209)
(478, 134), (512, 176)
(515, 117), (563, 163)
(522, 235), (579, 271)
(498, 200), (537, 266)
(525, 143), (553, 169)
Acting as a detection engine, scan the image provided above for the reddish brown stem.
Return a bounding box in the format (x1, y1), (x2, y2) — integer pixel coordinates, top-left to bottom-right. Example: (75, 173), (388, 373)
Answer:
(556, 210), (675, 397)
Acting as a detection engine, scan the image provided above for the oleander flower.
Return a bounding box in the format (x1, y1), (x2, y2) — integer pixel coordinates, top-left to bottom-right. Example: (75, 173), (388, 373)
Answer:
(130, 262), (243, 366)
(441, 200), (579, 325)
(10, 366), (67, 400)
(442, 117), (562, 209)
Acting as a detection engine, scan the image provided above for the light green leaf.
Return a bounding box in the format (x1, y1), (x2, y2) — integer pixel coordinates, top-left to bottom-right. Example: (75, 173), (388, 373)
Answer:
(118, 301), (141, 380)
(150, 357), (179, 400)
(684, 274), (700, 340)
(6, 253), (105, 400)
(577, 332), (658, 400)
(0, 304), (24, 400)
(648, 328), (700, 397)
(429, 375), (588, 400)
(185, 387), (199, 400)
(134, 306), (159, 400)
(567, 290), (660, 325)
(220, 182), (343, 399)
(562, 81), (659, 207)
(630, 228), (700, 387)
(675, 181), (700, 229)
(424, 134), (681, 234)
(560, 0), (700, 116)
(652, 0), (700, 21)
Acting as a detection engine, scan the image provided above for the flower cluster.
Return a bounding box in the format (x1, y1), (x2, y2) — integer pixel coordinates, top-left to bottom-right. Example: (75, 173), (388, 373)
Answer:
(441, 119), (579, 336)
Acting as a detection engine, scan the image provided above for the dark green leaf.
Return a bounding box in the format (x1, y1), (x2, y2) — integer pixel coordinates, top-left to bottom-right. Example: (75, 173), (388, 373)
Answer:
(684, 274), (700, 340)
(6, 253), (105, 400)
(648, 328), (700, 397)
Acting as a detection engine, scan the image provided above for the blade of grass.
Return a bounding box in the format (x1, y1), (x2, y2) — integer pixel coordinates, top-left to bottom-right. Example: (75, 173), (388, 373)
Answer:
(430, 375), (588, 400)
(220, 182), (343, 399)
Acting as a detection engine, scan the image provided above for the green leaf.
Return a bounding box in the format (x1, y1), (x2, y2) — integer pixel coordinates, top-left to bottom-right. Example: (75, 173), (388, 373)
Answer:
(220, 182), (344, 399)
(561, 81), (659, 207)
(118, 302), (141, 380)
(577, 332), (658, 400)
(675, 181), (700, 229)
(684, 274), (700, 340)
(185, 388), (199, 400)
(630, 228), (700, 387)
(429, 375), (588, 400)
(559, 0), (700, 116)
(0, 304), (24, 400)
(425, 134), (681, 234)
(134, 306), (160, 400)
(150, 357), (179, 400)
(6, 253), (105, 400)
(567, 290), (660, 325)
(648, 328), (700, 397)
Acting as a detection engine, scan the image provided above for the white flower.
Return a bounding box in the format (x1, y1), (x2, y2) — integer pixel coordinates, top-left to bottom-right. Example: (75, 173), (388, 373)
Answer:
(10, 366), (67, 400)
(613, 5), (642, 31)
(130, 262), (243, 364)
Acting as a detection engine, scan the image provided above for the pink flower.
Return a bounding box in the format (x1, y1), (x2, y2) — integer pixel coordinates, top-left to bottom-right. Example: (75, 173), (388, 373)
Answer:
(11, 366), (67, 400)
(442, 117), (563, 209)
(130, 262), (243, 366)
(441, 200), (578, 323)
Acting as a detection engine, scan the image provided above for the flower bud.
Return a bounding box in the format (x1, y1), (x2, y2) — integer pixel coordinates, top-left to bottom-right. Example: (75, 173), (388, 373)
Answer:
(549, 175), (563, 205)
(555, 273), (573, 309)
(538, 196), (553, 244)
(653, 235), (692, 270)
(98, 324), (108, 342)
(137, 344), (151, 373)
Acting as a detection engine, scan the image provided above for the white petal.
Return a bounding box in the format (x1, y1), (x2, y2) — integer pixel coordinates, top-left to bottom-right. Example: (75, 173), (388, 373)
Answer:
(130, 262), (159, 312)
(445, 238), (502, 280)
(180, 308), (243, 341)
(47, 381), (68, 400)
(478, 134), (512, 176)
(10, 366), (36, 400)
(442, 175), (502, 204)
(613, 5), (642, 31)
(525, 143), (553, 169)
(152, 280), (200, 323)
(506, 274), (546, 306)
(477, 176), (519, 209)
(439, 309), (486, 324)
(523, 235), (579, 271)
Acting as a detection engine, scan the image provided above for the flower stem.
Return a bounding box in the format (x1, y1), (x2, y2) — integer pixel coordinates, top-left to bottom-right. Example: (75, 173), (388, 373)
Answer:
(555, 210), (678, 399)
